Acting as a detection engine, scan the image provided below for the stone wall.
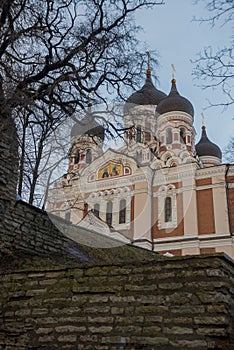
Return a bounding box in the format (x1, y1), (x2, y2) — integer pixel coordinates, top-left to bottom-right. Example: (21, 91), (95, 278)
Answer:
(1, 254), (234, 349)
(0, 200), (71, 257)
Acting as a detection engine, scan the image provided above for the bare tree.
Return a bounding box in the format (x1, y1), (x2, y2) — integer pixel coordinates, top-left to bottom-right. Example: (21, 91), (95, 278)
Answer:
(192, 0), (234, 108)
(224, 137), (234, 163)
(0, 0), (164, 205)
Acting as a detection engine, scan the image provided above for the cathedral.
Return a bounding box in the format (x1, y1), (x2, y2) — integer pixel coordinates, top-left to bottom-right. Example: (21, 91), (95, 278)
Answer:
(46, 66), (234, 258)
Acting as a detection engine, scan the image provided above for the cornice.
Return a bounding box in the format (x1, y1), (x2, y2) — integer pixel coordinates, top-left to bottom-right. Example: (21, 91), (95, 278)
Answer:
(157, 111), (193, 128)
(195, 164), (226, 179)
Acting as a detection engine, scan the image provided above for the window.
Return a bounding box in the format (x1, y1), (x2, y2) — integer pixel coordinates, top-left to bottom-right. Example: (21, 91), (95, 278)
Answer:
(150, 147), (156, 160)
(166, 129), (172, 144)
(136, 125), (142, 143)
(86, 149), (92, 164)
(164, 197), (172, 222)
(93, 203), (100, 218)
(180, 128), (186, 144)
(74, 152), (80, 164)
(106, 201), (113, 226)
(119, 199), (126, 224)
(158, 185), (177, 230)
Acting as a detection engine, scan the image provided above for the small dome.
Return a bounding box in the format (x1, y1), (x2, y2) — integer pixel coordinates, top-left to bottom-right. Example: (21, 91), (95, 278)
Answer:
(156, 79), (194, 117)
(71, 107), (105, 141)
(196, 126), (222, 159)
(124, 71), (167, 113)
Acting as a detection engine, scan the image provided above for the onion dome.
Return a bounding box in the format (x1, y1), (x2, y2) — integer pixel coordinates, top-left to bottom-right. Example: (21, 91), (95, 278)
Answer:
(124, 70), (167, 113)
(71, 105), (105, 141)
(156, 79), (194, 117)
(196, 125), (222, 159)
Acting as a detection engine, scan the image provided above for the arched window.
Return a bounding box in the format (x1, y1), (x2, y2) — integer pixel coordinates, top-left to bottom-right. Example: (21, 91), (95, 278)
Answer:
(166, 129), (172, 144)
(86, 149), (92, 164)
(180, 128), (186, 144)
(93, 203), (100, 218)
(74, 151), (80, 164)
(136, 125), (142, 143)
(164, 197), (172, 222)
(106, 201), (113, 226)
(119, 199), (126, 224)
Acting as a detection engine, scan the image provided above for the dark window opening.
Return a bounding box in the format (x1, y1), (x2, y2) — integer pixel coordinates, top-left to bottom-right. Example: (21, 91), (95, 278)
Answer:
(136, 125), (142, 143)
(119, 199), (126, 224)
(166, 129), (172, 144)
(93, 203), (100, 218)
(180, 128), (186, 144)
(74, 152), (80, 164)
(150, 147), (156, 160)
(86, 149), (92, 164)
(165, 197), (172, 222)
(106, 201), (113, 226)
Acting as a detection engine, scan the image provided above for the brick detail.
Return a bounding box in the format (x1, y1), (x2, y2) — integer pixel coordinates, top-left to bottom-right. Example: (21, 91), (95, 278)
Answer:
(196, 189), (215, 234)
(196, 178), (212, 187)
(200, 248), (216, 254)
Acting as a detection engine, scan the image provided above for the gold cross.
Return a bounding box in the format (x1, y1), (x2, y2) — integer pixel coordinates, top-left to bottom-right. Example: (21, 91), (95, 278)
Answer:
(171, 64), (175, 79)
(201, 112), (205, 126)
(146, 51), (151, 70)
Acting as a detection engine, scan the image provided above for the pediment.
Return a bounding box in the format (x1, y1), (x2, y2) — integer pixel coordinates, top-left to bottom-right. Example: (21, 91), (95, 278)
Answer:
(80, 148), (139, 183)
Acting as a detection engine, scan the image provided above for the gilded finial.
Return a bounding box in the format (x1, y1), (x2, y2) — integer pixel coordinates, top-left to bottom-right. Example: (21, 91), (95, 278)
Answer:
(171, 64), (176, 82)
(201, 112), (206, 129)
(146, 51), (152, 75)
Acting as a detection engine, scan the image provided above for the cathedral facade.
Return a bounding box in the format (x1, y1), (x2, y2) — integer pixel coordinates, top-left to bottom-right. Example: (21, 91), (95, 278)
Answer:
(46, 68), (234, 258)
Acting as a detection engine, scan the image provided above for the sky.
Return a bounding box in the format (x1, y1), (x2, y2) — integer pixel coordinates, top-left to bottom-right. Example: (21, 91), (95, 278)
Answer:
(135, 0), (234, 154)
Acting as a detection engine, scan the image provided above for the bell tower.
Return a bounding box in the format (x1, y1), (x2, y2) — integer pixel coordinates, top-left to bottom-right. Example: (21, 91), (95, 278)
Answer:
(68, 104), (105, 173)
(123, 54), (167, 165)
(155, 67), (196, 167)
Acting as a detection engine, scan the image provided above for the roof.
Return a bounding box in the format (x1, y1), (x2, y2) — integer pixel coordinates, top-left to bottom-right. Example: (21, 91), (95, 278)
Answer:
(71, 108), (105, 141)
(156, 79), (194, 117)
(195, 126), (222, 159)
(124, 72), (166, 114)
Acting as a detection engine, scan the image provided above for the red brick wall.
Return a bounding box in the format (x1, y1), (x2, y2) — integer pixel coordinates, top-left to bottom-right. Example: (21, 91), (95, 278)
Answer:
(200, 248), (216, 254)
(196, 188), (215, 234)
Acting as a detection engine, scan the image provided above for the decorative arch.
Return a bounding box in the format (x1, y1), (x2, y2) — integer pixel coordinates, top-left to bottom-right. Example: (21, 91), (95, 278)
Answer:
(87, 187), (131, 229)
(166, 156), (181, 167)
(158, 184), (177, 230)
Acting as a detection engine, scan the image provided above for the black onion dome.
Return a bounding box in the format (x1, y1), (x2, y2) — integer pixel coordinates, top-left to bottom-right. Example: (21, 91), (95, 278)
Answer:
(196, 126), (222, 159)
(124, 71), (167, 113)
(156, 79), (194, 117)
(71, 107), (105, 141)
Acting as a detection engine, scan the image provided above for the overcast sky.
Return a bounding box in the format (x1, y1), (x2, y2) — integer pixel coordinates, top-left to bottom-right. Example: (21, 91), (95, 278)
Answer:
(135, 0), (234, 153)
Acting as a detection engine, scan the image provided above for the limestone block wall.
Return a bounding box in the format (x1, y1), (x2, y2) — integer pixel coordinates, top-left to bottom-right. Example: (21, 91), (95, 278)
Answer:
(1, 254), (234, 349)
(0, 200), (72, 257)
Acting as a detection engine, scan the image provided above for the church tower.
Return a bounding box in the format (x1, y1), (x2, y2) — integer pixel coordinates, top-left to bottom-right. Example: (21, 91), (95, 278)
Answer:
(155, 71), (196, 167)
(123, 56), (166, 165)
(196, 124), (222, 167)
(68, 104), (105, 173)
